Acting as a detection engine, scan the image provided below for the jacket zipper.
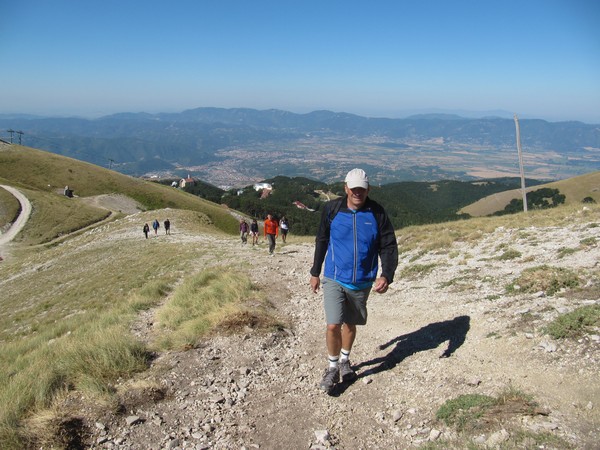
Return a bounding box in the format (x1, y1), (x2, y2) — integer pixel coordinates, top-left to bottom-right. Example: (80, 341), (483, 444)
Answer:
(352, 212), (358, 283)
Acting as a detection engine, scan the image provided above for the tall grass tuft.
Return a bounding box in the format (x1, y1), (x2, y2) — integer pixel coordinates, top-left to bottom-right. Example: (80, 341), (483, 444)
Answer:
(58, 323), (150, 392)
(436, 393), (497, 431)
(0, 286), (166, 449)
(155, 268), (257, 350)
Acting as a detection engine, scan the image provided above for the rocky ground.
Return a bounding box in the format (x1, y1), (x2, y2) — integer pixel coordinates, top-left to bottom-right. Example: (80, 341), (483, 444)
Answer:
(53, 207), (600, 449)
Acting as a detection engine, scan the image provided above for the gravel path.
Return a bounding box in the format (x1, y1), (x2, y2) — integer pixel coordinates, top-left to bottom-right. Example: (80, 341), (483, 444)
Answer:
(0, 184), (32, 247)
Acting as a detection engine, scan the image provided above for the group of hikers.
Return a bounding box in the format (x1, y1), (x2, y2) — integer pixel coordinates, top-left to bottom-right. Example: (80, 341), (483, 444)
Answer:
(239, 214), (289, 255)
(142, 218), (170, 238)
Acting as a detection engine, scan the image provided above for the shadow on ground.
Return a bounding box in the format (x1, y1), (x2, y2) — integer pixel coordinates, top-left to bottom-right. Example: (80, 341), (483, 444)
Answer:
(357, 315), (471, 376)
(329, 315), (471, 397)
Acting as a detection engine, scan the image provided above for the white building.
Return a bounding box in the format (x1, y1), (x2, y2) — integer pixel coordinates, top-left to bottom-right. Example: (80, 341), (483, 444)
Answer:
(253, 182), (273, 191)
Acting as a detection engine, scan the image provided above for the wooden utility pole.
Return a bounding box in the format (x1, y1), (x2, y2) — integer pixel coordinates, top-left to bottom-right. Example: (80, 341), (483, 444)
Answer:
(514, 114), (528, 212)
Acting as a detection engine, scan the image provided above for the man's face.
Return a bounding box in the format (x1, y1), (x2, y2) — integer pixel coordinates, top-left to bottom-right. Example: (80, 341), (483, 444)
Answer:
(345, 185), (369, 210)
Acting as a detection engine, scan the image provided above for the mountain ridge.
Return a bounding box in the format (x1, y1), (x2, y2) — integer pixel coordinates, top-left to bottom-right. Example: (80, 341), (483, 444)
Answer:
(1, 107), (599, 186)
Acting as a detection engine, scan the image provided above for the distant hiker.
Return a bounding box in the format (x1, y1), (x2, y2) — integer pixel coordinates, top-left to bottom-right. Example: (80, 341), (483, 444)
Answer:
(143, 223), (150, 239)
(263, 214), (279, 255)
(280, 216), (289, 243)
(164, 218), (171, 235)
(239, 219), (249, 244)
(250, 218), (259, 246)
(310, 168), (398, 394)
(152, 219), (160, 235)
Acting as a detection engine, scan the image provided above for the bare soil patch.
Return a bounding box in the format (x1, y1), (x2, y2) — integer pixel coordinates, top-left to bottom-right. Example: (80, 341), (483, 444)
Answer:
(78, 194), (145, 215)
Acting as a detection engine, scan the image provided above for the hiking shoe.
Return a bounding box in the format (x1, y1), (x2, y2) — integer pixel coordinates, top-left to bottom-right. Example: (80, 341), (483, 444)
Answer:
(319, 367), (339, 393)
(339, 360), (357, 382)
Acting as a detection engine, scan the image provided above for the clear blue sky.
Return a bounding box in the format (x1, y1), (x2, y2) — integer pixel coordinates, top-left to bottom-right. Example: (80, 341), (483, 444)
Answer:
(1, 0), (599, 122)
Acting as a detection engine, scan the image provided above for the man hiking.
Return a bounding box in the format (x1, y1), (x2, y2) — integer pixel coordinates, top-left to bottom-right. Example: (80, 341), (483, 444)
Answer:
(310, 168), (398, 394)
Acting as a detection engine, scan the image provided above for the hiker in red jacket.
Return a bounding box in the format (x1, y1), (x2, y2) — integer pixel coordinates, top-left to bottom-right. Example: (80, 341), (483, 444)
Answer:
(263, 214), (279, 255)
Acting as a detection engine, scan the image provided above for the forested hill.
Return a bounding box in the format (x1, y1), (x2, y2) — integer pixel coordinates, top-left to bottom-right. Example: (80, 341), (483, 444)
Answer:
(172, 176), (544, 235)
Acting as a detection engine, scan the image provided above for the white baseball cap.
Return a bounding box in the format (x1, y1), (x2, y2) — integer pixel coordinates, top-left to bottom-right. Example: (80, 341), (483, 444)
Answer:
(345, 168), (369, 189)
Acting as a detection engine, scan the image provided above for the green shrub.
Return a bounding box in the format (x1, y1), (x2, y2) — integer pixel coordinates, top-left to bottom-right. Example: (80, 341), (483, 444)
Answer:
(436, 394), (496, 431)
(557, 247), (577, 259)
(496, 248), (522, 260)
(579, 236), (597, 247)
(545, 304), (600, 339)
(507, 265), (581, 296)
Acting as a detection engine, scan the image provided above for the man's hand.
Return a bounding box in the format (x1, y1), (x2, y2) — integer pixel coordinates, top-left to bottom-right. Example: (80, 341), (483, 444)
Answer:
(373, 276), (389, 294)
(310, 276), (321, 293)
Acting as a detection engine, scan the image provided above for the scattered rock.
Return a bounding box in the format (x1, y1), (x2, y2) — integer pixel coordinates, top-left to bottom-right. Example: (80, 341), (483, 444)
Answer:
(429, 429), (441, 441)
(314, 429), (330, 444)
(539, 340), (558, 352)
(466, 377), (481, 387)
(485, 429), (510, 447)
(392, 409), (403, 422)
(125, 415), (142, 426)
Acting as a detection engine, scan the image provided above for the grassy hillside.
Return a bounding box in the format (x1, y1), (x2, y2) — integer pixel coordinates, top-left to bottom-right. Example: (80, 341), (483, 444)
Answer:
(0, 144), (239, 243)
(460, 171), (600, 216)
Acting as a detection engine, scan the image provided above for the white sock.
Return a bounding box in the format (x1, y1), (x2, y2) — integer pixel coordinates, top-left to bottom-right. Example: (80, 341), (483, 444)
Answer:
(340, 349), (351, 363)
(328, 355), (339, 369)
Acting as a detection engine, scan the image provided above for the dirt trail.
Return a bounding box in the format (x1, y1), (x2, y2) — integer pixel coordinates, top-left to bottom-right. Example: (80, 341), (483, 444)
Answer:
(0, 185), (32, 260)
(80, 212), (599, 450)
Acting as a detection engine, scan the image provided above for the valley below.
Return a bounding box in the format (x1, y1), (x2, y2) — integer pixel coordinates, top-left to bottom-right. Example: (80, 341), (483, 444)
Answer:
(159, 135), (600, 189)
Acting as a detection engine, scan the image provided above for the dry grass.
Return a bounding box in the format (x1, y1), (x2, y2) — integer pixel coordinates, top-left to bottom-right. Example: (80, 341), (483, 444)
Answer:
(14, 188), (111, 245)
(153, 267), (266, 350)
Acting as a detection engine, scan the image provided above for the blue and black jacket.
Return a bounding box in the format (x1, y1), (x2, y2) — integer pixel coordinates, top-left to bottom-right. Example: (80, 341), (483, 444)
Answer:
(310, 196), (398, 285)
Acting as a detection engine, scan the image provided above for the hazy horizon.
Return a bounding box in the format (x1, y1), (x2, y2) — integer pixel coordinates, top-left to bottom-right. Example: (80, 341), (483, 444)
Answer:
(1, 106), (597, 125)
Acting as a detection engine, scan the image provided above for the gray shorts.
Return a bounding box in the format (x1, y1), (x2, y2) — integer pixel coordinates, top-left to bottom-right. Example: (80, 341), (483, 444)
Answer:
(322, 278), (371, 325)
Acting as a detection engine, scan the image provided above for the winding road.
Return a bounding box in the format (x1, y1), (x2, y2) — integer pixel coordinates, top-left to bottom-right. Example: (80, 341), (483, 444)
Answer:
(0, 184), (32, 251)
